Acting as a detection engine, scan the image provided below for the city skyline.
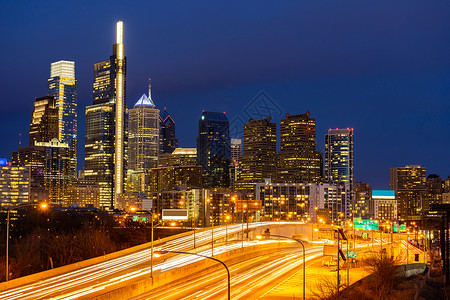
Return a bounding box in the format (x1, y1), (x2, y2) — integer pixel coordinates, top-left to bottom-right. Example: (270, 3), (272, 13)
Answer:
(1, 1), (450, 189)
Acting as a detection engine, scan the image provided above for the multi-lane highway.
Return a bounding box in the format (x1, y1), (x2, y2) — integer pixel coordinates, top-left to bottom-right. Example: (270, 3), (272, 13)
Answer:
(135, 245), (323, 300)
(0, 222), (289, 299)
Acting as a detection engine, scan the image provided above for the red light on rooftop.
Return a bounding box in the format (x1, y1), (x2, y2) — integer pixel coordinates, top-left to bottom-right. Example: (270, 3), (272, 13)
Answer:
(223, 112), (226, 114)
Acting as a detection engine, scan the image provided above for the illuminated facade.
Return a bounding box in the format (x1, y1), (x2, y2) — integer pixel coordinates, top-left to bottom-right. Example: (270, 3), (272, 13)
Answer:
(36, 139), (71, 205)
(84, 103), (115, 209)
(390, 165), (426, 220)
(236, 117), (276, 194)
(12, 145), (47, 203)
(47, 60), (77, 178)
(0, 166), (30, 205)
(353, 181), (371, 219)
(325, 128), (354, 187)
(230, 139), (242, 190)
(29, 96), (58, 146)
(158, 148), (197, 167)
(149, 165), (202, 192)
(129, 90), (159, 172)
(150, 188), (210, 226)
(256, 180), (351, 222)
(85, 21), (127, 209)
(159, 108), (178, 154)
(197, 111), (231, 188)
(372, 190), (397, 221)
(277, 112), (322, 183)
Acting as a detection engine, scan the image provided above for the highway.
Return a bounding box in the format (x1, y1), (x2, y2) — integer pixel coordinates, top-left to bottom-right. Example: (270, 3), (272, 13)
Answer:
(0, 222), (287, 299)
(135, 244), (323, 300)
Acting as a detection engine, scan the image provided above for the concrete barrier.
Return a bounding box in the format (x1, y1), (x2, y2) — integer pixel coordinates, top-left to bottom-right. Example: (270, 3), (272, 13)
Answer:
(0, 228), (209, 291)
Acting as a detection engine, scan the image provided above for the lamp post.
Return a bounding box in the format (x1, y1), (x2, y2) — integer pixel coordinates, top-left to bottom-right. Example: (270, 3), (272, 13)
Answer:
(130, 207), (159, 279)
(6, 202), (48, 281)
(155, 250), (231, 300)
(257, 234), (306, 300)
(225, 215), (230, 243)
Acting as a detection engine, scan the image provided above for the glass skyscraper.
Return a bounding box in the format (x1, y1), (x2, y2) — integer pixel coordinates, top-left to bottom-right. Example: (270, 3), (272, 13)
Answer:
(159, 108), (178, 154)
(197, 111), (231, 188)
(29, 96), (59, 146)
(47, 60), (77, 178)
(84, 21), (127, 209)
(324, 128), (354, 187)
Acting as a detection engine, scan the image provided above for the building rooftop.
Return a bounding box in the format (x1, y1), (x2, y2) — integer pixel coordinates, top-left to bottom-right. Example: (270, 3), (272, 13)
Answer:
(134, 94), (155, 108)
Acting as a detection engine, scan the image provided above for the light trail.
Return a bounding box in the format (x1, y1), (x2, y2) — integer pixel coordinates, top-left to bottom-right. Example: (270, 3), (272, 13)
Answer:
(0, 222), (287, 299)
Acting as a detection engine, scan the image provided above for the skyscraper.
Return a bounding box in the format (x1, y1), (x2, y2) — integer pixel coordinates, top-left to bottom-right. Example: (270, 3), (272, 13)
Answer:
(236, 117), (277, 193)
(277, 112), (322, 183)
(159, 108), (178, 154)
(29, 96), (58, 146)
(197, 111), (231, 188)
(390, 165), (426, 220)
(325, 128), (354, 187)
(84, 21), (127, 209)
(129, 88), (159, 172)
(47, 60), (77, 178)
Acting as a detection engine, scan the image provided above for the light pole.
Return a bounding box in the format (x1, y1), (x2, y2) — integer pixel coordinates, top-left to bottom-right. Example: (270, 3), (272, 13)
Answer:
(6, 202), (48, 281)
(130, 207), (159, 279)
(155, 250), (231, 300)
(225, 215), (230, 243)
(257, 234), (306, 300)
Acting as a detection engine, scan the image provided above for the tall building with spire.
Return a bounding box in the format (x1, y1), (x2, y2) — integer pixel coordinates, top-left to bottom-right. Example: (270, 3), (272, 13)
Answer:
(128, 81), (159, 192)
(84, 21), (127, 209)
(47, 60), (77, 178)
(159, 108), (178, 154)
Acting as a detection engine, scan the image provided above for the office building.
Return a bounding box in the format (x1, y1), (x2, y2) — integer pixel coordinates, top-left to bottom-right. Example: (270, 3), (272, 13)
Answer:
(47, 60), (77, 177)
(230, 139), (242, 191)
(256, 180), (351, 222)
(29, 96), (58, 146)
(150, 188), (210, 226)
(236, 117), (277, 194)
(149, 165), (202, 192)
(325, 128), (354, 187)
(390, 165), (426, 220)
(12, 145), (47, 203)
(0, 166), (30, 206)
(159, 108), (178, 154)
(353, 181), (372, 219)
(128, 91), (159, 172)
(158, 148), (197, 167)
(197, 111), (231, 188)
(36, 139), (71, 205)
(85, 21), (127, 209)
(371, 190), (397, 221)
(277, 112), (322, 183)
(421, 174), (444, 212)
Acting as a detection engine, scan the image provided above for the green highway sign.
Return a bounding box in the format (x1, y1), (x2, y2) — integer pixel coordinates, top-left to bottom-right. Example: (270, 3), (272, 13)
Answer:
(394, 224), (399, 232)
(353, 218), (379, 231)
(399, 224), (407, 233)
(345, 251), (357, 259)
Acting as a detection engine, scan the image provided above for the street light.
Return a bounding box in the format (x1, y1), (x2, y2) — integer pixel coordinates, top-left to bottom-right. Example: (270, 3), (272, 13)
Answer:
(130, 207), (160, 280)
(257, 234), (306, 300)
(6, 202), (48, 281)
(154, 250), (231, 300)
(225, 215), (231, 243)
